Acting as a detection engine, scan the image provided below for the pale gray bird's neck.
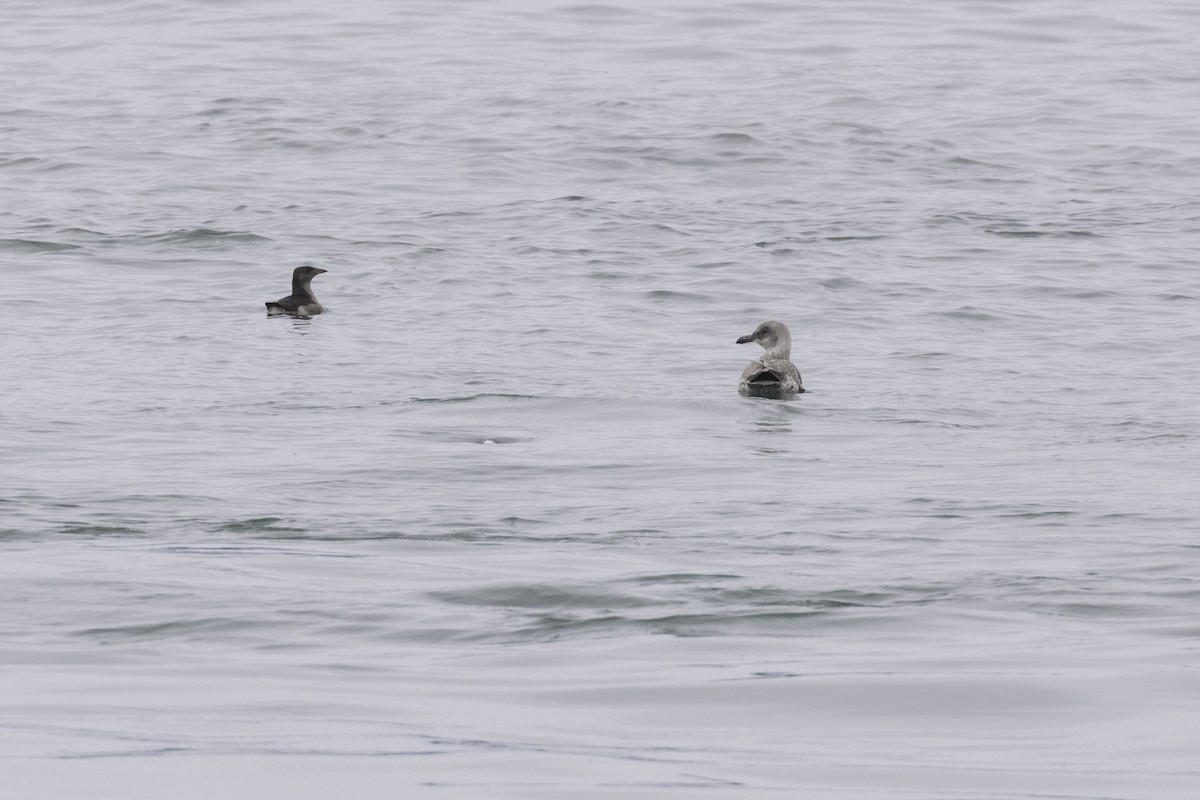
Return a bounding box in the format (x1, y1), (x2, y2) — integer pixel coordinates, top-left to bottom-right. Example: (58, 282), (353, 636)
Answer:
(761, 332), (791, 361)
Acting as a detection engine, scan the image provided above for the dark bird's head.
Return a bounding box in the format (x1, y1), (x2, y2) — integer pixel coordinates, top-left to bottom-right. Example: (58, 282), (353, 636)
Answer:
(291, 265), (327, 293)
(736, 320), (793, 360)
(293, 265), (327, 281)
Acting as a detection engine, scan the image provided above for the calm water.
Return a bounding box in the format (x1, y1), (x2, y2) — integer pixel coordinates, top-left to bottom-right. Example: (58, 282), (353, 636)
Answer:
(3, 0), (1199, 797)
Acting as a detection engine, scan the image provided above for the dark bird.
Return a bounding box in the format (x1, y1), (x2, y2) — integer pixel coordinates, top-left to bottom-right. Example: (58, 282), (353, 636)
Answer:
(736, 320), (804, 398)
(265, 266), (327, 317)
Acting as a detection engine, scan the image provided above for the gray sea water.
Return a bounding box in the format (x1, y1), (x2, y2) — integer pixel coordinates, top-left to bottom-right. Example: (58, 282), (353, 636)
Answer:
(3, 0), (1199, 797)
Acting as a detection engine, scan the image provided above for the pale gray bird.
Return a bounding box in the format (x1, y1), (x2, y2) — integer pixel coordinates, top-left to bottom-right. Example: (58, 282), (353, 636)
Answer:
(265, 266), (327, 317)
(736, 320), (804, 398)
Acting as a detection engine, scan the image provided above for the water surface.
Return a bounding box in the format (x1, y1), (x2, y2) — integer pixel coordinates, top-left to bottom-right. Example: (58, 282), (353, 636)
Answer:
(2, 0), (1199, 797)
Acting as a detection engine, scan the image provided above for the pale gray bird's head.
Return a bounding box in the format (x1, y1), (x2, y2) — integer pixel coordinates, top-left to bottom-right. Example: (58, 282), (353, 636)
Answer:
(736, 320), (792, 360)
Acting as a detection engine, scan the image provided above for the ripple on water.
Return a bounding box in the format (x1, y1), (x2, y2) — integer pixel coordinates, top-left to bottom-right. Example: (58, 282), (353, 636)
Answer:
(0, 238), (81, 252)
(137, 228), (274, 247)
